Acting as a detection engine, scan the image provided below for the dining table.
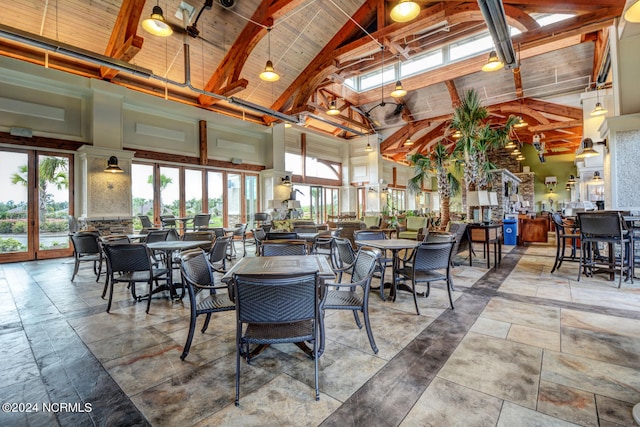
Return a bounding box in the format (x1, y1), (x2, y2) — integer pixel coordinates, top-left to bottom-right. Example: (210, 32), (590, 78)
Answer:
(146, 240), (211, 299)
(222, 255), (335, 358)
(355, 238), (421, 301)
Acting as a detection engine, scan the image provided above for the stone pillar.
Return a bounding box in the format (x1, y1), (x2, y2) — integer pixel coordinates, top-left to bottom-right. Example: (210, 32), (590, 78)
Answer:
(76, 146), (134, 233)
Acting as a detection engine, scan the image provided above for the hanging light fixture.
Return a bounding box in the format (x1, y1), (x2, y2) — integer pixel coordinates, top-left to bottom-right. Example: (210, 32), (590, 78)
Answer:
(365, 139), (373, 152)
(590, 85), (608, 116)
(390, 0), (420, 23)
(575, 138), (599, 159)
(403, 136), (413, 146)
(104, 156), (124, 173)
(259, 28), (280, 82)
(142, 2), (173, 37)
(516, 154), (525, 161)
(504, 140), (516, 149)
(390, 80), (407, 98)
(481, 50), (504, 72)
(514, 116), (528, 128)
(624, 0), (640, 22)
(326, 99), (340, 115)
(567, 174), (576, 184)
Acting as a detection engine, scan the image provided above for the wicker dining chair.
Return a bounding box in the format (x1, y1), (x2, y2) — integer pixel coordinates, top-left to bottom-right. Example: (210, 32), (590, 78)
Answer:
(261, 240), (308, 256)
(320, 246), (380, 354)
(70, 231), (103, 282)
(208, 235), (231, 273)
(396, 241), (456, 315)
(232, 271), (321, 405)
(102, 243), (170, 314)
(354, 229), (393, 300)
(179, 249), (235, 360)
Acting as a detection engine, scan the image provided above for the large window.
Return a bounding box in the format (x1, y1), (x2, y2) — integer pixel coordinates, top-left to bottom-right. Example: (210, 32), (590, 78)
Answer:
(388, 188), (406, 213)
(207, 171), (224, 226)
(132, 162), (258, 229)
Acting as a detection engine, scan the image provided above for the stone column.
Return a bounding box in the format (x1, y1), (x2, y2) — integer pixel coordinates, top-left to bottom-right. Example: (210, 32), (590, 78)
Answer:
(76, 146), (134, 233)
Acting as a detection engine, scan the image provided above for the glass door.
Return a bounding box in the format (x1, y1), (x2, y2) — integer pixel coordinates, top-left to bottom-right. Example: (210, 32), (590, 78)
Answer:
(0, 149), (73, 262)
(0, 150), (31, 261)
(37, 153), (72, 259)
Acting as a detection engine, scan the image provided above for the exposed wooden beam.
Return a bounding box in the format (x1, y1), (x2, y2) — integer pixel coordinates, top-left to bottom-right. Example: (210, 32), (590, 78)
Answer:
(528, 119), (583, 132)
(100, 0), (145, 80)
(444, 80), (461, 108)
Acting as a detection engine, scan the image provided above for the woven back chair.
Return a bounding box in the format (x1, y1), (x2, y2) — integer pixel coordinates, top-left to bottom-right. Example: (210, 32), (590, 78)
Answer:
(182, 231), (215, 251)
(102, 243), (170, 314)
(396, 241), (455, 315)
(179, 249), (235, 360)
(577, 211), (633, 287)
(145, 229), (170, 244)
(320, 247), (380, 354)
(208, 235), (231, 272)
(160, 214), (177, 228)
(354, 230), (392, 300)
(70, 231), (103, 282)
(266, 231), (299, 240)
(233, 271), (320, 405)
(192, 213), (211, 230)
(550, 213), (580, 273)
(251, 228), (266, 255)
(332, 237), (356, 283)
(261, 240), (308, 256)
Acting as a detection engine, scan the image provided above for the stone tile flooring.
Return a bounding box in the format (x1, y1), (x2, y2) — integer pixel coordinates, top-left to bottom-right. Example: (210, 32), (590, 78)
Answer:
(1, 238), (640, 426)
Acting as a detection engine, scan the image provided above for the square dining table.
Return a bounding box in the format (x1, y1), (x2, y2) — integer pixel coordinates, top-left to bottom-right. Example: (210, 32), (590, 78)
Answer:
(222, 255), (335, 358)
(355, 238), (421, 301)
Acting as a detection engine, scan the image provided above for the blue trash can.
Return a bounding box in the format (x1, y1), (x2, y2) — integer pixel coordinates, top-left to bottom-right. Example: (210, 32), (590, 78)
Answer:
(503, 218), (517, 245)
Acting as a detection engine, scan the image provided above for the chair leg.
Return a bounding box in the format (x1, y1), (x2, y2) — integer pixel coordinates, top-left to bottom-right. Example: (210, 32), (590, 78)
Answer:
(71, 258), (80, 282)
(146, 281), (153, 313)
(95, 257), (103, 282)
(101, 274), (110, 299)
(106, 277), (114, 313)
(411, 280), (420, 315)
(551, 236), (561, 273)
(352, 310), (362, 329)
(362, 306), (378, 354)
(181, 310), (198, 360)
(201, 313), (212, 333)
(446, 276), (455, 310)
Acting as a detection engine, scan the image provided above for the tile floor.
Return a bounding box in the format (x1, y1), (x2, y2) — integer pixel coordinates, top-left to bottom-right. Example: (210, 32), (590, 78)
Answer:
(1, 237), (640, 426)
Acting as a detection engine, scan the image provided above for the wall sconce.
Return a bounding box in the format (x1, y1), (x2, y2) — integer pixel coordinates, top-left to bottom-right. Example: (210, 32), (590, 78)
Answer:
(104, 156), (124, 173)
(281, 175), (292, 186)
(567, 174), (576, 184)
(575, 138), (600, 159)
(593, 171), (601, 181)
(368, 187), (377, 193)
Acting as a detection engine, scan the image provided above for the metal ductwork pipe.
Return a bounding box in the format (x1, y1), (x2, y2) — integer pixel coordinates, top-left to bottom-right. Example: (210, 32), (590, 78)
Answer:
(477, 0), (518, 69)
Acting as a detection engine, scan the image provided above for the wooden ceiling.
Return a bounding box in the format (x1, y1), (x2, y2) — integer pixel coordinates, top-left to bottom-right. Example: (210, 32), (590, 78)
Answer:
(0, 0), (626, 161)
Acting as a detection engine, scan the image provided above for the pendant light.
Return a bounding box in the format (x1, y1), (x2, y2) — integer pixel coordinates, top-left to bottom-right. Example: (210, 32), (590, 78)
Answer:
(390, 1), (421, 23)
(365, 138), (373, 152)
(590, 85), (608, 116)
(624, 0), (640, 22)
(390, 81), (407, 98)
(142, 2), (173, 37)
(326, 99), (340, 115)
(259, 28), (280, 82)
(504, 140), (516, 149)
(481, 50), (504, 72)
(403, 136), (413, 146)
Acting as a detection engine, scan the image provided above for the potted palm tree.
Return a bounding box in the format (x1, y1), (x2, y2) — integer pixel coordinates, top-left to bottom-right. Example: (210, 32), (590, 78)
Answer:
(408, 142), (460, 229)
(450, 89), (517, 215)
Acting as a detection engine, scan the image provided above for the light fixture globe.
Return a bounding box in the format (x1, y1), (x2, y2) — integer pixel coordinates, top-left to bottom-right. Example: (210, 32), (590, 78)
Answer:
(514, 116), (528, 128)
(142, 5), (173, 37)
(481, 51), (504, 72)
(104, 156), (124, 173)
(624, 0), (640, 22)
(390, 80), (407, 98)
(326, 100), (340, 115)
(590, 101), (608, 116)
(390, 0), (421, 22)
(259, 60), (280, 82)
(403, 137), (413, 146)
(575, 138), (599, 159)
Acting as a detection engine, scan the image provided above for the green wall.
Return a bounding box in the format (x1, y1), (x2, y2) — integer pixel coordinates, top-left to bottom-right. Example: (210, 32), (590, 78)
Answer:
(520, 144), (577, 212)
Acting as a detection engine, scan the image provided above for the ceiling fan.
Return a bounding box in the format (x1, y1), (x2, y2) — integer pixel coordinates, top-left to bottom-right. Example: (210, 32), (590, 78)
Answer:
(351, 45), (406, 128)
